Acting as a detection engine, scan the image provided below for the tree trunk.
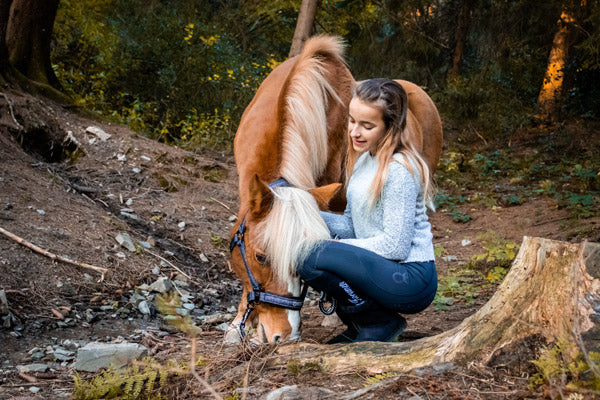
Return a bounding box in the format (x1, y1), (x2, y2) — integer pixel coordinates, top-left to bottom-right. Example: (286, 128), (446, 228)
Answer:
(273, 237), (600, 375)
(537, 10), (575, 122)
(449, 0), (474, 80)
(0, 0), (13, 82)
(6, 0), (61, 88)
(289, 0), (319, 58)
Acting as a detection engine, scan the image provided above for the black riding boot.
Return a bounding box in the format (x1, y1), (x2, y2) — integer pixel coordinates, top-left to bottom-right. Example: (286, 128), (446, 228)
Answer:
(326, 308), (358, 344)
(340, 302), (407, 342)
(300, 272), (366, 344)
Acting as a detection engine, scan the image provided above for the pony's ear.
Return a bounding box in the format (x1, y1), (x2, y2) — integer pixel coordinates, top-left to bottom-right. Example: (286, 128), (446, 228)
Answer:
(309, 183), (344, 211)
(249, 174), (274, 218)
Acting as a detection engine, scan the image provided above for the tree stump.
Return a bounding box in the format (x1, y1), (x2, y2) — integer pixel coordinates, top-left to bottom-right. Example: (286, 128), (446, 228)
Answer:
(273, 237), (600, 375)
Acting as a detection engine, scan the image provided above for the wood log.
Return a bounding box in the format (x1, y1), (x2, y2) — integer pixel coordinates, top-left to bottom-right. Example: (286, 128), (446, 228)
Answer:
(272, 237), (600, 374)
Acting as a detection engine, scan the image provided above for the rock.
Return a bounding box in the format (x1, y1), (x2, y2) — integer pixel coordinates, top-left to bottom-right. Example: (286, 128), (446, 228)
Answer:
(137, 240), (152, 249)
(265, 385), (334, 400)
(175, 308), (188, 316)
(178, 221), (186, 231)
(120, 211), (141, 221)
(116, 252), (126, 259)
(73, 342), (148, 372)
(461, 239), (472, 246)
(182, 303), (195, 310)
(197, 313), (233, 325)
(17, 363), (49, 373)
(115, 232), (136, 252)
(227, 306), (237, 313)
(138, 301), (150, 315)
(86, 126), (111, 141)
(129, 293), (145, 306)
(148, 277), (172, 293)
(152, 266), (160, 275)
(36, 209), (45, 215)
(199, 253), (209, 263)
(132, 167), (141, 174)
(53, 347), (75, 362)
(441, 255), (458, 262)
(29, 386), (41, 393)
(0, 290), (8, 314)
(321, 314), (342, 327)
(216, 322), (230, 332)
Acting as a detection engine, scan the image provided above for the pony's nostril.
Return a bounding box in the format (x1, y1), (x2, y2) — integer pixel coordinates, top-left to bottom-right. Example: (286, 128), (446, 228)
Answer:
(272, 335), (281, 343)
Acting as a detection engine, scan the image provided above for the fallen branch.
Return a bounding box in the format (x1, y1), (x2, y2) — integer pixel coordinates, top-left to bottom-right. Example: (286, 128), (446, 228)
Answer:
(0, 226), (108, 281)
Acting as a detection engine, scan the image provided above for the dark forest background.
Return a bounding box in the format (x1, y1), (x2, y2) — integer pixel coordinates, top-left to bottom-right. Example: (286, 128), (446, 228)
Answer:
(49, 0), (600, 151)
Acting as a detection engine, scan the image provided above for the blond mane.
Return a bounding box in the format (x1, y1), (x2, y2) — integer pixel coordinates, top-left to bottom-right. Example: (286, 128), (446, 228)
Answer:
(257, 36), (344, 287)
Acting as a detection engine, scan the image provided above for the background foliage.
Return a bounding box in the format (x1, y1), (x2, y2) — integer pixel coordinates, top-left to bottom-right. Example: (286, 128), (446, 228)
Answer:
(52, 0), (600, 150)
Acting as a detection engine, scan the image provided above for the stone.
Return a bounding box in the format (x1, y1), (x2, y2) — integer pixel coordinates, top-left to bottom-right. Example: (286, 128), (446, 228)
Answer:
(53, 347), (75, 361)
(461, 239), (472, 246)
(151, 266), (160, 275)
(216, 322), (230, 331)
(29, 386), (41, 393)
(115, 232), (136, 252)
(17, 363), (49, 373)
(182, 303), (195, 310)
(137, 240), (152, 249)
(86, 126), (111, 141)
(138, 301), (150, 315)
(441, 255), (458, 262)
(197, 313), (233, 325)
(73, 342), (148, 372)
(178, 221), (186, 231)
(265, 385), (334, 400)
(120, 211), (141, 221)
(321, 314), (342, 327)
(148, 277), (172, 293)
(199, 253), (209, 263)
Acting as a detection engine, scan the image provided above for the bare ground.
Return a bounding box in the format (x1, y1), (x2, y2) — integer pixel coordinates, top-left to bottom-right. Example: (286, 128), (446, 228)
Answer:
(0, 91), (599, 399)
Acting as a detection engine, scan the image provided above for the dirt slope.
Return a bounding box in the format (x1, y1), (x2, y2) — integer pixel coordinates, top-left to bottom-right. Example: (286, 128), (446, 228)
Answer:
(0, 92), (599, 399)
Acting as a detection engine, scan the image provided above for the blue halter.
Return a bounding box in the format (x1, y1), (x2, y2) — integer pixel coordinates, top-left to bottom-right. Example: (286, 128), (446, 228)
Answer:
(229, 178), (308, 341)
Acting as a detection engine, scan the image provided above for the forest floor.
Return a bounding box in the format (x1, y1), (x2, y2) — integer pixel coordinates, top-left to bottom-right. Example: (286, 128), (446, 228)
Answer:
(0, 90), (599, 399)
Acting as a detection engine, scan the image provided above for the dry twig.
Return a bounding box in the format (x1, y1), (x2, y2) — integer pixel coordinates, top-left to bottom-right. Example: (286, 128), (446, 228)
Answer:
(0, 226), (108, 281)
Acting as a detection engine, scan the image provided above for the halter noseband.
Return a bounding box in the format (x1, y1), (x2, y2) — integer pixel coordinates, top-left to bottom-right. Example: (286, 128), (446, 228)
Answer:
(229, 178), (308, 341)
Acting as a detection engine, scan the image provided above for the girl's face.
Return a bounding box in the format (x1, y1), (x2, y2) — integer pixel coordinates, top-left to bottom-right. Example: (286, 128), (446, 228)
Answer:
(348, 97), (386, 154)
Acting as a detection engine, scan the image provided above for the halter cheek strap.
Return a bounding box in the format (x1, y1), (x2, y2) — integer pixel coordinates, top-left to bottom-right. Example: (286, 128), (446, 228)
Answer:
(229, 178), (308, 341)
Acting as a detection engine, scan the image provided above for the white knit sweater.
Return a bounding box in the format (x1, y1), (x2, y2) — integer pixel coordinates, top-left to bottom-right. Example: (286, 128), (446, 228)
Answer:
(321, 152), (435, 262)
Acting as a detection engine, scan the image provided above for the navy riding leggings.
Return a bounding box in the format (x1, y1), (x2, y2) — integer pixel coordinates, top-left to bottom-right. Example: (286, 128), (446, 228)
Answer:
(297, 240), (437, 314)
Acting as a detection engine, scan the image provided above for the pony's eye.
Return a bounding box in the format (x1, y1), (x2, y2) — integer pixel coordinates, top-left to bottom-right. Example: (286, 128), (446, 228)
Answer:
(255, 253), (267, 264)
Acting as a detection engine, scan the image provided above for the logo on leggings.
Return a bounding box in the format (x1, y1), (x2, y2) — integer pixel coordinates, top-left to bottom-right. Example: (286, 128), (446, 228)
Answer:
(338, 282), (365, 306)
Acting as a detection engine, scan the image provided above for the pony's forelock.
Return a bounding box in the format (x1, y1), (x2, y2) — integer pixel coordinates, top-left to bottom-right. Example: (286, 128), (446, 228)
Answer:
(256, 187), (330, 287)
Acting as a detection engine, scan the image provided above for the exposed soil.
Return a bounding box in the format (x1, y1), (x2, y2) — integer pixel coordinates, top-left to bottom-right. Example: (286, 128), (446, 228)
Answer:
(0, 90), (598, 399)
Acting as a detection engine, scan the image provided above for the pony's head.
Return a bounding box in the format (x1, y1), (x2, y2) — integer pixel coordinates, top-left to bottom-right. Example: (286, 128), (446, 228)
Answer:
(228, 174), (343, 343)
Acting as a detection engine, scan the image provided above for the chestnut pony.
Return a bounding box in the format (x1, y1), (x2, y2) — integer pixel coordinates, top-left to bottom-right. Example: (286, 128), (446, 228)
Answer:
(226, 36), (443, 344)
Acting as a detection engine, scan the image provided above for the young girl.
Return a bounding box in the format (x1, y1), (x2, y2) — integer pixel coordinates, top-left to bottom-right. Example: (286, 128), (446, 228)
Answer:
(297, 78), (437, 343)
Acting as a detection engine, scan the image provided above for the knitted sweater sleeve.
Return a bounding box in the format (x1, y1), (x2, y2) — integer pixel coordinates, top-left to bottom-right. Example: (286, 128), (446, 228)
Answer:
(320, 204), (355, 239)
(339, 161), (418, 260)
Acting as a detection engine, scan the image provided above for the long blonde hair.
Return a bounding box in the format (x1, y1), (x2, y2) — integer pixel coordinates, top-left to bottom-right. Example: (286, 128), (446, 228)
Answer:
(345, 78), (434, 207)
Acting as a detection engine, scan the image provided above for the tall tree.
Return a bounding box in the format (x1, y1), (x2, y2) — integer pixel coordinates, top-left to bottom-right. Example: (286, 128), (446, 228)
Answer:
(6, 0), (61, 87)
(449, 0), (475, 80)
(289, 0), (319, 57)
(0, 0), (67, 102)
(537, 8), (576, 121)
